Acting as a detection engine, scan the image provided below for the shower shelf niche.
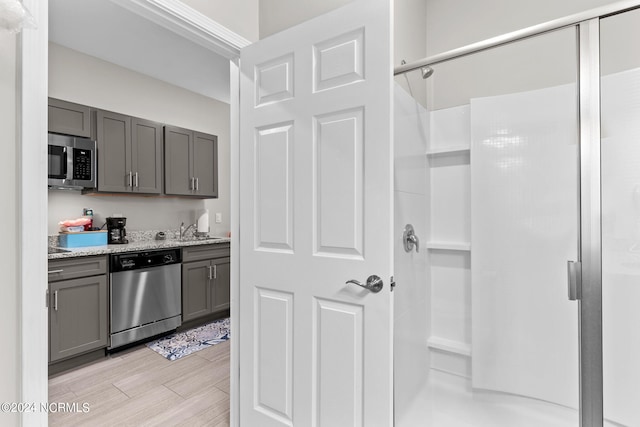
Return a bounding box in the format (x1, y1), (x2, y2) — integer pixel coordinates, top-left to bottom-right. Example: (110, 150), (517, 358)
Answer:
(427, 336), (472, 357)
(426, 145), (470, 156)
(426, 241), (471, 251)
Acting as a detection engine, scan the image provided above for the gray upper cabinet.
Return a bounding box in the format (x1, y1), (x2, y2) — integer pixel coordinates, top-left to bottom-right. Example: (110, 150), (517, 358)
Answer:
(164, 125), (218, 198)
(48, 98), (92, 138)
(96, 110), (162, 194)
(132, 118), (163, 194)
(193, 132), (219, 198)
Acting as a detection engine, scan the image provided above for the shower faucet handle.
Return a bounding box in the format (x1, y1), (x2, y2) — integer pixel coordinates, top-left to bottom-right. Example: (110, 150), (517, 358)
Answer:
(403, 224), (420, 253)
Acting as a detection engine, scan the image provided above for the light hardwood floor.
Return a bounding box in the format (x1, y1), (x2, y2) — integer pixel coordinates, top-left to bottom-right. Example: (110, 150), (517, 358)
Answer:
(48, 340), (230, 426)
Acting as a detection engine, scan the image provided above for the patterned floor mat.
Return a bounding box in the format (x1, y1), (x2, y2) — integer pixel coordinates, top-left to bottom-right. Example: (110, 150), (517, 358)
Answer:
(146, 317), (230, 361)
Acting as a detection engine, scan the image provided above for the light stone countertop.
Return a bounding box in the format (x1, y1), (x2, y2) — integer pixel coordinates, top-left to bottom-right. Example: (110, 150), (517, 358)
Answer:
(48, 231), (230, 260)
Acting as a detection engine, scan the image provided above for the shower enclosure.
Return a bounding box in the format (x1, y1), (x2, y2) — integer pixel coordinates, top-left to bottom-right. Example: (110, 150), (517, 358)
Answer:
(394, 3), (640, 427)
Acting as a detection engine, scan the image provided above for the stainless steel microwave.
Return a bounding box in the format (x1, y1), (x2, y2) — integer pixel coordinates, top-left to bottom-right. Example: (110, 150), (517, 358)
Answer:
(48, 133), (97, 190)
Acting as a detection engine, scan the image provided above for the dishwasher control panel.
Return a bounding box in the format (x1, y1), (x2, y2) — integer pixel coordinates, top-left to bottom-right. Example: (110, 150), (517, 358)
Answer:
(110, 248), (182, 272)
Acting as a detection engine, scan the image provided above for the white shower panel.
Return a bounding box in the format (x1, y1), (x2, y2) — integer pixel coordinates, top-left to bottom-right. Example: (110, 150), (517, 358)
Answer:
(429, 152), (471, 245)
(471, 83), (579, 409)
(393, 84), (429, 427)
(601, 67), (640, 427)
(430, 251), (471, 353)
(394, 85), (428, 195)
(429, 105), (470, 152)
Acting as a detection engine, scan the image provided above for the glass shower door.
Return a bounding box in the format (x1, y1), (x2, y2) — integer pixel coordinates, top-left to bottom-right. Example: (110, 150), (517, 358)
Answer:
(396, 26), (581, 427)
(601, 8), (640, 427)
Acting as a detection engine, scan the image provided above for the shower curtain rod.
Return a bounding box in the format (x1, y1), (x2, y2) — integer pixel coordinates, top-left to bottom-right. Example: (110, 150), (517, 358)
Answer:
(394, 0), (640, 76)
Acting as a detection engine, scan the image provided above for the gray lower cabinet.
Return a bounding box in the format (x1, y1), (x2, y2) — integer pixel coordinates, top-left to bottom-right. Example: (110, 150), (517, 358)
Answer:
(48, 256), (108, 363)
(48, 98), (92, 138)
(96, 110), (162, 194)
(165, 125), (218, 198)
(182, 244), (230, 322)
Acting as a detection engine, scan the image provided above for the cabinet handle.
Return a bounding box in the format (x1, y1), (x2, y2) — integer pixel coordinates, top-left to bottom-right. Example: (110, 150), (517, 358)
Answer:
(134, 172), (139, 188)
(54, 290), (58, 311)
(207, 265), (212, 280)
(195, 177), (199, 192)
(128, 171), (133, 187)
(190, 177), (195, 190)
(47, 269), (64, 274)
(213, 264), (217, 279)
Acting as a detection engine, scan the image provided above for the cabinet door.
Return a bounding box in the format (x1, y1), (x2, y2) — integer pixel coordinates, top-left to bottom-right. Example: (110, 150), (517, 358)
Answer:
(96, 110), (132, 193)
(193, 132), (218, 198)
(211, 257), (230, 313)
(131, 118), (162, 194)
(182, 260), (212, 322)
(49, 275), (108, 362)
(48, 98), (91, 138)
(164, 126), (193, 196)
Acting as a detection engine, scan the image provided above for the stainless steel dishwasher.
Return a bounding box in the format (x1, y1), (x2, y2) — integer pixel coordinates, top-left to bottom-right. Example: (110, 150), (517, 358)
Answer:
(109, 248), (182, 349)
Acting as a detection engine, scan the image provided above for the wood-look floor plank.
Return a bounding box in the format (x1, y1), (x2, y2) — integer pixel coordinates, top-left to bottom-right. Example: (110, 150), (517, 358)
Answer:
(174, 393), (231, 427)
(48, 340), (231, 426)
(143, 384), (229, 426)
(49, 384), (129, 426)
(164, 356), (229, 399)
(195, 340), (231, 362)
(113, 352), (211, 398)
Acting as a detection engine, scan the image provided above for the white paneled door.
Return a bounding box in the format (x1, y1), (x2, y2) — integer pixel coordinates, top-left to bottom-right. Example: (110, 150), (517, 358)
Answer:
(239, 0), (394, 426)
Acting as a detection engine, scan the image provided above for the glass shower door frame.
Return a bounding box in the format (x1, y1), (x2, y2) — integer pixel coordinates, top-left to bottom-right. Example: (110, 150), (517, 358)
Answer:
(577, 17), (603, 427)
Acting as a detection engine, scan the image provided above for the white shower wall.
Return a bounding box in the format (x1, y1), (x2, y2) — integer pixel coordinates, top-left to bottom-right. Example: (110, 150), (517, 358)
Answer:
(393, 83), (429, 424)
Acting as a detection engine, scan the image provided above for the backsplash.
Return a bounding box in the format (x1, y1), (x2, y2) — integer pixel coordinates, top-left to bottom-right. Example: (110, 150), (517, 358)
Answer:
(48, 190), (230, 237)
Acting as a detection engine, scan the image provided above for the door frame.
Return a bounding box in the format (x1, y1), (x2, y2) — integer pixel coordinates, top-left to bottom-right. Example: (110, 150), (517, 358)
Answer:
(19, 2), (246, 425)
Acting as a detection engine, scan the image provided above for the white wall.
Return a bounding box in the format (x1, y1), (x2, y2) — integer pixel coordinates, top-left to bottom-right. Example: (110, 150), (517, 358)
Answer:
(48, 43), (231, 236)
(0, 31), (19, 426)
(259, 0), (353, 38)
(426, 0), (622, 56)
(394, 0), (428, 107)
(180, 0), (259, 42)
(424, 0), (621, 110)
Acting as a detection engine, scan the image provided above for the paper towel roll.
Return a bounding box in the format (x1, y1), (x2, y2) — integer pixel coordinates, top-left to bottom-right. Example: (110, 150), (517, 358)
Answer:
(197, 210), (210, 234)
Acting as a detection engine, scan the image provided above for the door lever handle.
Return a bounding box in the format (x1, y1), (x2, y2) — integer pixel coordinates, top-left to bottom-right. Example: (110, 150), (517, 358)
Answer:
(346, 275), (383, 293)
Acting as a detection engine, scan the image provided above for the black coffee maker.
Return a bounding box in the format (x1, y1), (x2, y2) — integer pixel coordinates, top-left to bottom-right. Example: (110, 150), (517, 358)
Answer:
(106, 217), (128, 244)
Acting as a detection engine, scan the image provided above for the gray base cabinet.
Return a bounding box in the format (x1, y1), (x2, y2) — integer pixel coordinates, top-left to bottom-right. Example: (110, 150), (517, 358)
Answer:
(48, 98), (92, 138)
(165, 126), (218, 198)
(182, 244), (230, 322)
(48, 256), (108, 363)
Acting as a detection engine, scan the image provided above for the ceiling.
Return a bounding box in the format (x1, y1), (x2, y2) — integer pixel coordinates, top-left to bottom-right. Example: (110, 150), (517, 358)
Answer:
(49, 0), (231, 103)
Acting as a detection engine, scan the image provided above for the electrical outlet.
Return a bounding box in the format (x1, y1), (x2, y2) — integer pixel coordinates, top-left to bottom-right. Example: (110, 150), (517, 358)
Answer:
(215, 213), (222, 223)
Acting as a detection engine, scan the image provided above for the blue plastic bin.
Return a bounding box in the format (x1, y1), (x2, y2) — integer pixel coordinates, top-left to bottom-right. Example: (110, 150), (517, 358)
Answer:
(59, 231), (108, 248)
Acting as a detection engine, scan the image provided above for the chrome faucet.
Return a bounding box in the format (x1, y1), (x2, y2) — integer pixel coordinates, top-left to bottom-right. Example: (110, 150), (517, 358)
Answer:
(179, 222), (196, 240)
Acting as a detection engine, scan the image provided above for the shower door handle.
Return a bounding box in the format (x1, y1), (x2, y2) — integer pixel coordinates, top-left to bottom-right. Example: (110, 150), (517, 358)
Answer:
(346, 275), (383, 293)
(567, 260), (582, 301)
